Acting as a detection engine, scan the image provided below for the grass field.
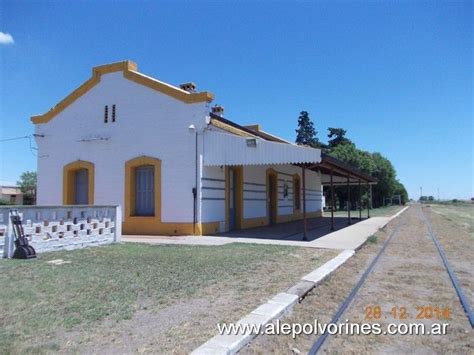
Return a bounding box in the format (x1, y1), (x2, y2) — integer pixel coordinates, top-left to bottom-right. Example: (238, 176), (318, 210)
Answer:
(427, 202), (474, 233)
(0, 242), (336, 353)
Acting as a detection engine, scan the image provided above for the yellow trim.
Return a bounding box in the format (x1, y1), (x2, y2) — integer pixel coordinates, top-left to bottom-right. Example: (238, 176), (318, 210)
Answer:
(240, 211), (322, 230)
(266, 168), (278, 224)
(123, 221), (221, 236)
(124, 70), (213, 104)
(243, 124), (290, 143)
(124, 156), (162, 235)
(225, 166), (243, 231)
(244, 124), (261, 131)
(32, 60), (214, 124)
(241, 216), (268, 229)
(276, 210), (322, 224)
(201, 221), (221, 235)
(210, 119), (257, 137)
(123, 155), (219, 236)
(255, 129), (290, 144)
(225, 167), (229, 232)
(63, 160), (95, 205)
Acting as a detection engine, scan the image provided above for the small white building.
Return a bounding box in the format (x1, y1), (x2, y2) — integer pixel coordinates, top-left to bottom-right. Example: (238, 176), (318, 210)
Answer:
(0, 185), (23, 205)
(32, 61), (375, 236)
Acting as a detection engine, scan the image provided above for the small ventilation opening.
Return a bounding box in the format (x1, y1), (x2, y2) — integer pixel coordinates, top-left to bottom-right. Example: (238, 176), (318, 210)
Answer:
(104, 105), (108, 123)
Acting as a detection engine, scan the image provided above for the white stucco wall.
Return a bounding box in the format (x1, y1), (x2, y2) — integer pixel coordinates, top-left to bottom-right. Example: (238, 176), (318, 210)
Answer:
(201, 166), (226, 226)
(200, 164), (323, 225)
(35, 71), (210, 223)
(242, 165), (322, 219)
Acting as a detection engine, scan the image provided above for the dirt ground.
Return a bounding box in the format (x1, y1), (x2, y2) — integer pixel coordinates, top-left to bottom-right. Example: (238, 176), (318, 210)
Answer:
(54, 246), (337, 354)
(425, 204), (473, 303)
(242, 204), (473, 354)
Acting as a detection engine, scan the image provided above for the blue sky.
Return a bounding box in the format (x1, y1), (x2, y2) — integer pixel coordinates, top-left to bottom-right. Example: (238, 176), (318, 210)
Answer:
(1, 1), (472, 199)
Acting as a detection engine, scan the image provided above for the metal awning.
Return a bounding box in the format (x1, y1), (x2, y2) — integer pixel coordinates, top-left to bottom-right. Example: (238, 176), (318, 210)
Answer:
(203, 130), (321, 166)
(316, 154), (377, 184)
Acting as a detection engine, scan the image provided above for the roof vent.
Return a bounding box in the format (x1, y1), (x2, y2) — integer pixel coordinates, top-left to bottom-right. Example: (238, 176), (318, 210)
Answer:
(211, 105), (225, 116)
(179, 82), (196, 93)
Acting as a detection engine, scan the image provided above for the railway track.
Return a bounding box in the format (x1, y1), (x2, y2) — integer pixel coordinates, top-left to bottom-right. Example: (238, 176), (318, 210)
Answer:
(421, 207), (474, 328)
(308, 205), (473, 354)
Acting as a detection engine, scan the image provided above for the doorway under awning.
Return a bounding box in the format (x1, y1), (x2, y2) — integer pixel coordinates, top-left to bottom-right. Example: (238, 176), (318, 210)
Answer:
(203, 130), (377, 241)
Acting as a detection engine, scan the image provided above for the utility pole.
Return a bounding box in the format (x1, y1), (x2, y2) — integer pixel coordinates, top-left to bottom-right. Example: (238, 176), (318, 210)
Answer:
(437, 188), (440, 201)
(420, 186), (422, 201)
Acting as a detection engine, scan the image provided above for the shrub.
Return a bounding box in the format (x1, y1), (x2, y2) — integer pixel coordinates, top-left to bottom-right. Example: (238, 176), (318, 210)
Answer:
(367, 235), (378, 244)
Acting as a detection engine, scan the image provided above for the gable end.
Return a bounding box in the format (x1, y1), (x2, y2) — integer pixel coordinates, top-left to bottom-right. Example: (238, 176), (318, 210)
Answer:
(31, 60), (214, 124)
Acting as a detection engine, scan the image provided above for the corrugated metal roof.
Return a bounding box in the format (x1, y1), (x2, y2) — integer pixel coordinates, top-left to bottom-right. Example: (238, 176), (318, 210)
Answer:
(203, 131), (321, 166)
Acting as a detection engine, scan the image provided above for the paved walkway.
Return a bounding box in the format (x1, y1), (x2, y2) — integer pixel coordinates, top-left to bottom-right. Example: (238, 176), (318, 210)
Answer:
(123, 207), (408, 250)
(219, 216), (363, 241)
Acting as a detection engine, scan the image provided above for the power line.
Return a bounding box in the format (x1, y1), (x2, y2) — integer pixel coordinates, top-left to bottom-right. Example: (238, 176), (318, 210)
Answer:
(0, 134), (45, 157)
(0, 135), (32, 142)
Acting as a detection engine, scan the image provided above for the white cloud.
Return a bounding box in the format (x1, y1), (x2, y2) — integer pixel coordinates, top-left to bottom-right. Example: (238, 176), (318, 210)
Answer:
(0, 32), (14, 45)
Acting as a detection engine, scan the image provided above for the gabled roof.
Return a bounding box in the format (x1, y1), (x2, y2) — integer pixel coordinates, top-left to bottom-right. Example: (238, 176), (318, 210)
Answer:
(31, 61), (214, 124)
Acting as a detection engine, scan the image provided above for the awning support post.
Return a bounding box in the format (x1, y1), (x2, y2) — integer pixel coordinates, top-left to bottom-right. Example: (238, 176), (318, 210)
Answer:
(359, 179), (362, 220)
(330, 169), (335, 231)
(367, 182), (371, 218)
(302, 164), (308, 241)
(347, 175), (351, 225)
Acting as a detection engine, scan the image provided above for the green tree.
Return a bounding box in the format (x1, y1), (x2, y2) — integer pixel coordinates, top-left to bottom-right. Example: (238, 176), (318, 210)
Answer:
(328, 144), (376, 210)
(295, 111), (320, 147)
(327, 128), (352, 148)
(318, 125), (407, 211)
(393, 180), (408, 205)
(371, 153), (396, 207)
(17, 171), (37, 205)
(329, 144), (375, 174)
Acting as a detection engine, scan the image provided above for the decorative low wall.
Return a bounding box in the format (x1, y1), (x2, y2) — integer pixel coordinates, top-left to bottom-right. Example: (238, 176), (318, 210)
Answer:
(0, 205), (122, 258)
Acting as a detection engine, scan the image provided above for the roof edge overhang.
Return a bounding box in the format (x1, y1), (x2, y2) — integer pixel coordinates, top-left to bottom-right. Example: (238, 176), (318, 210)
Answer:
(209, 113), (290, 143)
(31, 60), (214, 124)
(313, 153), (378, 183)
(203, 130), (321, 167)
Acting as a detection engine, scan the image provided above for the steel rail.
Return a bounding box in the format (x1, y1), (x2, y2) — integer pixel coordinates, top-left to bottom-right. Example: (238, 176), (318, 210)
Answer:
(421, 208), (474, 328)
(308, 211), (405, 354)
(309, 205), (472, 355)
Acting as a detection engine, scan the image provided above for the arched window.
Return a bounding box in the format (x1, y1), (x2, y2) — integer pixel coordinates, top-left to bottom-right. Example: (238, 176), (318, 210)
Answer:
(125, 156), (161, 218)
(63, 161), (95, 205)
